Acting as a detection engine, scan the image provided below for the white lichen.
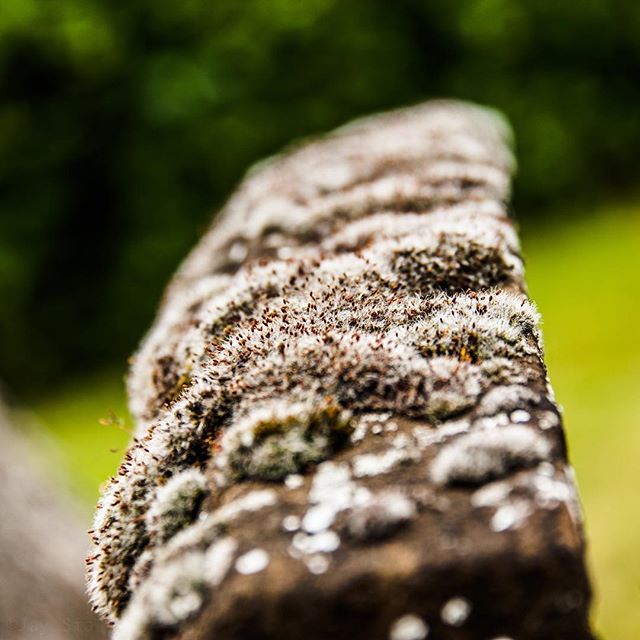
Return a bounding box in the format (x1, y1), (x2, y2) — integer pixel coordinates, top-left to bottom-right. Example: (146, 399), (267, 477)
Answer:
(302, 503), (338, 534)
(235, 548), (270, 575)
(431, 426), (551, 485)
(477, 384), (540, 417)
(490, 501), (532, 532)
(305, 554), (330, 575)
(470, 464), (582, 533)
(412, 419), (469, 449)
(145, 469), (208, 544)
(113, 551), (209, 640)
(510, 409), (531, 424)
(345, 490), (417, 541)
(282, 515), (301, 532)
(291, 530), (341, 555)
(113, 537), (237, 640)
(352, 447), (416, 478)
(284, 474), (305, 490)
(204, 537), (239, 587)
(539, 410), (560, 430)
(470, 479), (512, 509)
(212, 489), (278, 523)
(389, 614), (429, 640)
(441, 597), (471, 626)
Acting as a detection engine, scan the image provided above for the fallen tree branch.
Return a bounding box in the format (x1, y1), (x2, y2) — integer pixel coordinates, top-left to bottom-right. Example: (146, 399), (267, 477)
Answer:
(88, 101), (593, 640)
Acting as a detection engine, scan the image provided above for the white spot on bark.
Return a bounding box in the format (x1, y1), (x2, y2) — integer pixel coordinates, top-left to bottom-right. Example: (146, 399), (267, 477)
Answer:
(510, 409), (531, 424)
(282, 515), (301, 532)
(291, 530), (340, 554)
(302, 503), (337, 534)
(431, 426), (551, 485)
(235, 548), (270, 575)
(305, 554), (330, 575)
(228, 241), (248, 263)
(389, 614), (429, 640)
(285, 474), (305, 490)
(441, 597), (471, 626)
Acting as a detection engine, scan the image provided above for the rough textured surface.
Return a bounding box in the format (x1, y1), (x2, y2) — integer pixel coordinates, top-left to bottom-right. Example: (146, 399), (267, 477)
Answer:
(87, 101), (593, 639)
(0, 400), (107, 640)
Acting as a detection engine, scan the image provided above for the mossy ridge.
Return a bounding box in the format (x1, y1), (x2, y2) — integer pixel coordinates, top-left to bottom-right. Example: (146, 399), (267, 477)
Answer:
(130, 223), (523, 435)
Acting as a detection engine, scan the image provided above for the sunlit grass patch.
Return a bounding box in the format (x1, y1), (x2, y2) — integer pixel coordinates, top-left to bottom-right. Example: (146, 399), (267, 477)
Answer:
(522, 201), (640, 640)
(31, 371), (131, 507)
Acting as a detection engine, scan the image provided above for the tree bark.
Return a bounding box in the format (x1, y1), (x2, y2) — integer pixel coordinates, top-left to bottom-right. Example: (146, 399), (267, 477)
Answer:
(88, 101), (593, 640)
(0, 400), (107, 640)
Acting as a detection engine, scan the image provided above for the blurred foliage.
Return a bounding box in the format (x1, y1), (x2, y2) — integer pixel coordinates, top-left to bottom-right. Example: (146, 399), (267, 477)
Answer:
(522, 200), (640, 640)
(1, 0), (640, 393)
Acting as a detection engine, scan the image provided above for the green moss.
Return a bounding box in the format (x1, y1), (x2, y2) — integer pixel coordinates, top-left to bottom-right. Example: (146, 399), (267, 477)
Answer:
(226, 399), (353, 482)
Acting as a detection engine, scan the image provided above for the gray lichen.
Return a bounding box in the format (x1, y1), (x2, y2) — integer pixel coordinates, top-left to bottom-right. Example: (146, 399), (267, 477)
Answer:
(430, 426), (552, 486)
(146, 469), (208, 545)
(113, 539), (238, 640)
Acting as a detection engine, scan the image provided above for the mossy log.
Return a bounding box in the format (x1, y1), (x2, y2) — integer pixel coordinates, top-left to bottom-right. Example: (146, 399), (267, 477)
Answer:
(0, 400), (107, 640)
(88, 101), (593, 640)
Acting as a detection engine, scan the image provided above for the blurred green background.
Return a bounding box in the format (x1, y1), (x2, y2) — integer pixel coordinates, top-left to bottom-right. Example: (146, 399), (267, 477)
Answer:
(1, 1), (638, 637)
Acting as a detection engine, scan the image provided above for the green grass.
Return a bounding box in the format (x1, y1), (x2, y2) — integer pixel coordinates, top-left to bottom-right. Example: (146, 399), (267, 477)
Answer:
(30, 201), (640, 638)
(522, 202), (640, 640)
(30, 372), (132, 509)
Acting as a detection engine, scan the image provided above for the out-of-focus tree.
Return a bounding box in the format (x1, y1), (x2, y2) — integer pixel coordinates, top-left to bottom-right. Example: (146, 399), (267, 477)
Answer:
(1, 0), (638, 393)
